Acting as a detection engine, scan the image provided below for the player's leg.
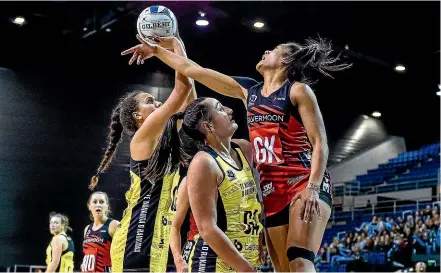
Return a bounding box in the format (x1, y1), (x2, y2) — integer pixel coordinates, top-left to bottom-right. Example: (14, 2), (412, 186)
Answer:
(286, 199), (331, 272)
(265, 205), (291, 272)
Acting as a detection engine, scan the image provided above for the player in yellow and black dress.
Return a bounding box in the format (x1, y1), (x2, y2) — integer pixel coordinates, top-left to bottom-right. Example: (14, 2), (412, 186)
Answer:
(45, 212), (75, 273)
(159, 97), (265, 272)
(91, 32), (196, 272)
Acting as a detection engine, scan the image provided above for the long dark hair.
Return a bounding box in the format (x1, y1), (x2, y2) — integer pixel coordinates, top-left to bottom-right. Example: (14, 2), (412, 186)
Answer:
(90, 91), (140, 189)
(141, 97), (212, 178)
(280, 36), (352, 85)
(141, 110), (182, 181)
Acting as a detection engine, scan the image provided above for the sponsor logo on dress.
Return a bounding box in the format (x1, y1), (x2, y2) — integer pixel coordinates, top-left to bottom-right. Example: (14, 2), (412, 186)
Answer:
(287, 174), (305, 185)
(226, 169), (236, 181)
(262, 182), (275, 197)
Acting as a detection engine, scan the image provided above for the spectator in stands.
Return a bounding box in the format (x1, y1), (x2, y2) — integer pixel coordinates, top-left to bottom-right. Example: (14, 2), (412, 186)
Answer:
(406, 215), (414, 228)
(365, 200), (373, 214)
(433, 212), (440, 227)
(433, 205), (439, 215)
(424, 215), (433, 229)
(422, 205), (432, 217)
(344, 236), (352, 249)
(412, 231), (431, 255)
(316, 247), (327, 263)
(261, 251), (274, 272)
(415, 210), (420, 218)
(415, 262), (427, 273)
(319, 204), (441, 272)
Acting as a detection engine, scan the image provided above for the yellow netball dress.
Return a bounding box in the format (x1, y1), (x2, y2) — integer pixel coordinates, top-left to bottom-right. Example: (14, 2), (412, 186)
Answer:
(110, 157), (183, 272)
(46, 234), (75, 272)
(188, 142), (264, 272)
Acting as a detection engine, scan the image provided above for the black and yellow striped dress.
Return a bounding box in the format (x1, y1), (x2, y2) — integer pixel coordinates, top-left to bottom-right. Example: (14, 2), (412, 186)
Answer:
(110, 158), (184, 272)
(46, 234), (75, 272)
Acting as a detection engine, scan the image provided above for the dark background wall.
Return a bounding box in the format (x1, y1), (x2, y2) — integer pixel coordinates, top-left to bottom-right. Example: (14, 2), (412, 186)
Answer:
(0, 65), (251, 269)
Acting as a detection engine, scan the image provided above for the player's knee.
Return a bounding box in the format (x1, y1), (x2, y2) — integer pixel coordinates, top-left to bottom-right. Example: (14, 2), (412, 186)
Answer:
(289, 257), (311, 272)
(286, 246), (315, 265)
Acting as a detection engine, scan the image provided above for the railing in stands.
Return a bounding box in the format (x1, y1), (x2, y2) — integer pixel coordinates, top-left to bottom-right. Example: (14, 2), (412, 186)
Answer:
(334, 177), (439, 197)
(331, 195), (439, 222)
(9, 265), (46, 273)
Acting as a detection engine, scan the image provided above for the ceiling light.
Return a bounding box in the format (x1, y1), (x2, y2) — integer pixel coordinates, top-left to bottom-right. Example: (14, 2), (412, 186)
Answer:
(371, 111), (381, 118)
(394, 65), (406, 72)
(436, 91), (441, 96)
(199, 12), (205, 17)
(196, 19), (209, 26)
(254, 21), (264, 28)
(83, 27), (88, 32)
(13, 17), (25, 25)
(105, 28), (111, 32)
(344, 44), (349, 50)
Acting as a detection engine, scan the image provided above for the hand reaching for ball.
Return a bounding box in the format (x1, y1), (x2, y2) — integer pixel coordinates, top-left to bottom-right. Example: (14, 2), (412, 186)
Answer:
(121, 34), (157, 65)
(149, 33), (180, 50)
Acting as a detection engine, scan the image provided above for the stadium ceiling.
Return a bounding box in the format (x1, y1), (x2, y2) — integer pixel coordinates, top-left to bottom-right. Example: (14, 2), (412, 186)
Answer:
(1, 1), (439, 163)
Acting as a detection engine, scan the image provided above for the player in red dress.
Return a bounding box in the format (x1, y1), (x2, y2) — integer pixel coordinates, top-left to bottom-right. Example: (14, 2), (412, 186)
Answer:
(81, 192), (120, 272)
(122, 35), (351, 272)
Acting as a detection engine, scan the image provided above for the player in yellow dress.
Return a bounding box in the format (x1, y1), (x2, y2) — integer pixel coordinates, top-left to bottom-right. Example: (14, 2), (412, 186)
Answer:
(45, 212), (74, 272)
(93, 32), (196, 272)
(156, 97), (265, 272)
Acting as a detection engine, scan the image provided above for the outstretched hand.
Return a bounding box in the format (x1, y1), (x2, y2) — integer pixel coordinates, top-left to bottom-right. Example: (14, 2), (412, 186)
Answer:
(121, 34), (157, 65)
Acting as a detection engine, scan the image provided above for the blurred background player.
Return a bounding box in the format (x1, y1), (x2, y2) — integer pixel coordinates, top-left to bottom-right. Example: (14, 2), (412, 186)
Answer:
(45, 212), (75, 272)
(81, 192), (119, 272)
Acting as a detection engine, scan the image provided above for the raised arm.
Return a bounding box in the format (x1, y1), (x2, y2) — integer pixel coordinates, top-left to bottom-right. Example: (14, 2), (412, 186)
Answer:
(130, 37), (193, 160)
(123, 35), (248, 104)
(187, 152), (256, 272)
(151, 33), (198, 113)
(170, 178), (190, 272)
(171, 36), (197, 113)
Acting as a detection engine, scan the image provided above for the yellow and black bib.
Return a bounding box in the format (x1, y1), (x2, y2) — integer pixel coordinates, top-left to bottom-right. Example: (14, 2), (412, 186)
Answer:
(188, 143), (263, 272)
(110, 158), (184, 272)
(46, 234), (74, 272)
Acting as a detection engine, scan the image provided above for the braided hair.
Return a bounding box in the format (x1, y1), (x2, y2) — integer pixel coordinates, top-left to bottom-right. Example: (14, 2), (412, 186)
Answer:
(90, 91), (140, 189)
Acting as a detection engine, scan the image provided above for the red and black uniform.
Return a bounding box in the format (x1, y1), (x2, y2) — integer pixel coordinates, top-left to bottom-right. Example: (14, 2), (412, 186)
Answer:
(181, 212), (199, 263)
(234, 77), (333, 227)
(81, 218), (113, 272)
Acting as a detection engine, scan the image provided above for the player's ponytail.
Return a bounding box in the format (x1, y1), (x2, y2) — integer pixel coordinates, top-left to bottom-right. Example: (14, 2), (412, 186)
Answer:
(90, 105), (124, 189)
(281, 36), (352, 85)
(141, 112), (183, 181)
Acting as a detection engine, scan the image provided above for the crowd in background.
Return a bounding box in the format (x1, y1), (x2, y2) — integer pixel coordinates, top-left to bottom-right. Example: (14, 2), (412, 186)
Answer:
(314, 204), (440, 271)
